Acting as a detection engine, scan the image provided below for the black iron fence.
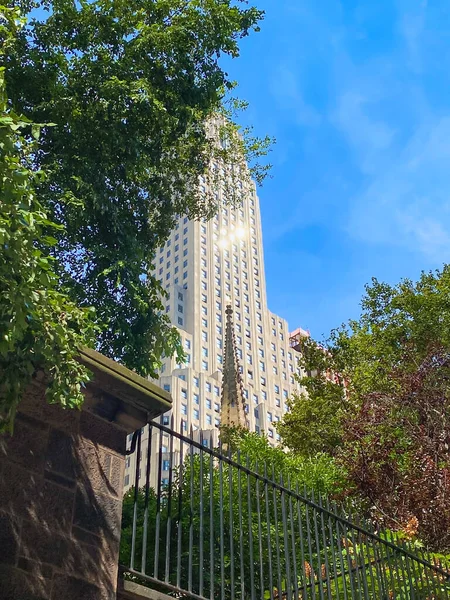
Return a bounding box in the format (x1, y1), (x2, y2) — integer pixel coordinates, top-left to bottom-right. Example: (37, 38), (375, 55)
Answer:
(121, 419), (450, 599)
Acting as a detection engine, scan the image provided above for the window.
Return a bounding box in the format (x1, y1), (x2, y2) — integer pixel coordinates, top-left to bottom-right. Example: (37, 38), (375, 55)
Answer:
(254, 408), (259, 419)
(202, 318), (208, 327)
(181, 389), (187, 399)
(202, 360), (208, 370)
(276, 398), (281, 407)
(258, 348), (264, 358)
(216, 313), (222, 323)
(183, 271), (188, 279)
(205, 382), (211, 393)
(206, 414), (212, 425)
(274, 384), (280, 394)
(201, 306), (207, 316)
(247, 370), (253, 380)
(214, 402), (220, 413)
(244, 317), (250, 327)
(267, 412), (273, 422)
(193, 376), (199, 387)
(202, 331), (208, 342)
(216, 301), (221, 311)
(283, 389), (288, 399)
(216, 338), (223, 349)
(193, 409), (199, 420)
(258, 337), (263, 346)
(178, 317), (183, 325)
(124, 475), (130, 487)
(178, 304), (183, 313)
(163, 460), (170, 471)
(261, 376), (266, 386)
(163, 415), (170, 425)
(214, 386), (220, 396)
(216, 325), (222, 335)
(246, 354), (252, 365)
(181, 404), (187, 415)
(183, 238), (188, 246)
(257, 325), (263, 334)
(253, 393), (258, 404)
(163, 384), (171, 392)
(215, 418), (220, 427)
(272, 366), (278, 375)
(183, 227), (188, 235)
(268, 429), (274, 439)
(202, 347), (208, 357)
(259, 361), (265, 372)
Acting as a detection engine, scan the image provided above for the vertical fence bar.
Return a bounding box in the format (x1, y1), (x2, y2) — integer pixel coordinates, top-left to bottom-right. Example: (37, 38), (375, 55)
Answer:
(209, 430), (215, 600)
(323, 497), (344, 600)
(295, 483), (310, 600)
(335, 517), (357, 600)
(130, 428), (142, 571)
(280, 474), (292, 600)
(255, 462), (265, 600)
(264, 463), (274, 600)
(141, 424), (153, 574)
(164, 417), (174, 583)
(188, 425), (194, 593)
(316, 493), (333, 600)
(287, 478), (299, 600)
(176, 421), (184, 591)
(199, 430), (205, 598)
(219, 450), (225, 600)
(228, 445), (236, 600)
(153, 420), (164, 579)
(272, 466), (283, 600)
(308, 487), (326, 600)
(302, 486), (317, 600)
(247, 455), (256, 600)
(237, 450), (245, 600)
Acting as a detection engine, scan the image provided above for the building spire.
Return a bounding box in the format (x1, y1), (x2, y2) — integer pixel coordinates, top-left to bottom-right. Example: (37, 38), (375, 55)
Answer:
(220, 305), (248, 428)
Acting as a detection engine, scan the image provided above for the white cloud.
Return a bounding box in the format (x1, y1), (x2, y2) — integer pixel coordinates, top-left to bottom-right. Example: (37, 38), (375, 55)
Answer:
(269, 64), (322, 127)
(333, 91), (396, 173)
(348, 117), (450, 260)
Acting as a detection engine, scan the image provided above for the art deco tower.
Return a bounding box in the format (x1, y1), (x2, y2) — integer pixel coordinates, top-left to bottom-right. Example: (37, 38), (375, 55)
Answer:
(124, 166), (305, 490)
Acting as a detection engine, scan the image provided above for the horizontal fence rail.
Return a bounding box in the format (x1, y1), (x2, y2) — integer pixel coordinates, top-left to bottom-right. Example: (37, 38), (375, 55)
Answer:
(120, 419), (450, 599)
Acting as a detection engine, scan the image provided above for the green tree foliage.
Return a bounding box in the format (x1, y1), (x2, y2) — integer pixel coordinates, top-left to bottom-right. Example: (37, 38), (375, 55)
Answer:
(277, 267), (450, 551)
(276, 338), (347, 457)
(1, 0), (271, 425)
(0, 6), (96, 430)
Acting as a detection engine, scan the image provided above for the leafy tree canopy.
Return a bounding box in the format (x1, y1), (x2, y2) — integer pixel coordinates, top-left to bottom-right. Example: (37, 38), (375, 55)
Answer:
(277, 266), (450, 550)
(1, 0), (271, 428)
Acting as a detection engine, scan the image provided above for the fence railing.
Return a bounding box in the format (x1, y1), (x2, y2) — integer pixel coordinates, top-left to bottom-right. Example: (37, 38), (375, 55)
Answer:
(120, 419), (450, 599)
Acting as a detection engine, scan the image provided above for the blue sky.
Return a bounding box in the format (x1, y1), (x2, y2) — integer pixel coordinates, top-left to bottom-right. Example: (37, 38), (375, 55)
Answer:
(225, 0), (450, 340)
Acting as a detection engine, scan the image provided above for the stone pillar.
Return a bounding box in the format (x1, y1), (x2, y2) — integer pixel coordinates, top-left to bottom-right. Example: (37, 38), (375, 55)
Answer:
(0, 348), (171, 600)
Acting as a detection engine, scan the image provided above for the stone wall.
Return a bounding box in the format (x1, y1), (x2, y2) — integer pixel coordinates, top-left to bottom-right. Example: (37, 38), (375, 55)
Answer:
(0, 380), (126, 599)
(0, 352), (172, 600)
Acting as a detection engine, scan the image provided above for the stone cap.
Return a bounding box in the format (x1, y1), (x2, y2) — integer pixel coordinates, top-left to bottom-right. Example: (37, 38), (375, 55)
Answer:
(78, 347), (172, 433)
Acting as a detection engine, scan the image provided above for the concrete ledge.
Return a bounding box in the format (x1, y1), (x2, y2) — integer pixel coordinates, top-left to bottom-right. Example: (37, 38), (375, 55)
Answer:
(117, 578), (174, 600)
(78, 347), (172, 433)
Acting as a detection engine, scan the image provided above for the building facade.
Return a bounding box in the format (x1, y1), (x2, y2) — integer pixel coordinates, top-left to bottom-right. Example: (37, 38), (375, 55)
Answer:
(124, 172), (306, 490)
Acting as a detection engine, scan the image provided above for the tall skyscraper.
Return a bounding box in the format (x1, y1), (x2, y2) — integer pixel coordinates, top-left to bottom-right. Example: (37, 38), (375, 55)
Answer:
(124, 167), (306, 490)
